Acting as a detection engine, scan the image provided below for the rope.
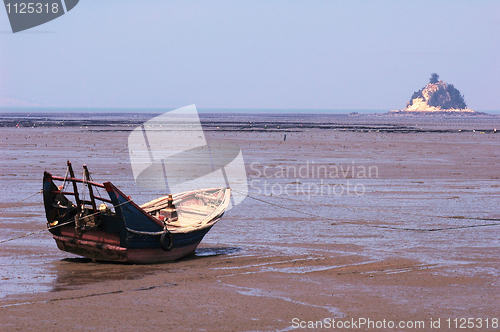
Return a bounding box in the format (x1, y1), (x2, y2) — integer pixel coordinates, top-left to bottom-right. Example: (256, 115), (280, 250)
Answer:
(47, 198), (134, 230)
(87, 170), (104, 206)
(0, 198), (135, 244)
(0, 189), (43, 210)
(0, 229), (46, 244)
(235, 190), (500, 232)
(2, 186), (498, 244)
(80, 168), (86, 209)
(0, 189), (45, 243)
(56, 166), (69, 204)
(46, 199), (173, 237)
(126, 227), (167, 236)
(240, 190), (500, 222)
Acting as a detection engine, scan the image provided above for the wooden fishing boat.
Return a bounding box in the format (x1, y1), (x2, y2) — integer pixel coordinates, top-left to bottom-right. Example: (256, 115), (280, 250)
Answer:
(43, 161), (231, 263)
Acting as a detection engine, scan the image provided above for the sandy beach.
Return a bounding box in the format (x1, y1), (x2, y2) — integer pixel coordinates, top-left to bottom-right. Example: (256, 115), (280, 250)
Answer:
(1, 113), (499, 331)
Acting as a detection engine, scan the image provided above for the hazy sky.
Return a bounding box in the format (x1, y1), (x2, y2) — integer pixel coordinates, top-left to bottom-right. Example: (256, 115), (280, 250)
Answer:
(1, 1), (499, 111)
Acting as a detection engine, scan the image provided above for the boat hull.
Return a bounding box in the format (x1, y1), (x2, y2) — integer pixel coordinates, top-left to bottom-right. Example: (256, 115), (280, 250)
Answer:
(52, 225), (212, 263)
(43, 165), (230, 264)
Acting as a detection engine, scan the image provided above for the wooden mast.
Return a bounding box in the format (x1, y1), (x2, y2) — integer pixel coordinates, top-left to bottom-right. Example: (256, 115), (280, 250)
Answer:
(83, 164), (97, 212)
(67, 160), (81, 208)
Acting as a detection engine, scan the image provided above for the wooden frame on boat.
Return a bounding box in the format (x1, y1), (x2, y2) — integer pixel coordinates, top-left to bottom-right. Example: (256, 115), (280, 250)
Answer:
(43, 161), (231, 263)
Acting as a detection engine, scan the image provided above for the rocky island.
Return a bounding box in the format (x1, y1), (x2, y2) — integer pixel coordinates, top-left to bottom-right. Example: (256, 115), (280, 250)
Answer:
(389, 73), (487, 115)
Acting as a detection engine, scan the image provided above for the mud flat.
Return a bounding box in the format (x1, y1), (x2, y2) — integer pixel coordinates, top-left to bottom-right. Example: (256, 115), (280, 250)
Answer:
(1, 113), (499, 331)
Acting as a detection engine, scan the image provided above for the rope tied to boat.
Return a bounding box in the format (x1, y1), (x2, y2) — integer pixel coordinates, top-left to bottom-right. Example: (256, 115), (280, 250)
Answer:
(56, 166), (69, 206)
(124, 219), (175, 251)
(0, 189), (43, 210)
(46, 198), (134, 230)
(47, 196), (175, 250)
(234, 190), (500, 232)
(125, 227), (168, 236)
(125, 218), (175, 251)
(0, 189), (45, 243)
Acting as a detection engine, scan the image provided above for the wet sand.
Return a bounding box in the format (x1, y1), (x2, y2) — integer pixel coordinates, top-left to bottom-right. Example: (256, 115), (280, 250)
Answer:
(1, 114), (500, 331)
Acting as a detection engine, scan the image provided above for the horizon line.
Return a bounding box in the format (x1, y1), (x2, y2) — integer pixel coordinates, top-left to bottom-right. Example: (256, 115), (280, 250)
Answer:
(1, 106), (499, 114)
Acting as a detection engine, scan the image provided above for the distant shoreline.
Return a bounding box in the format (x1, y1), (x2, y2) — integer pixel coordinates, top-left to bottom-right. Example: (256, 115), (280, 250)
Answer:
(0, 107), (386, 115)
(1, 112), (499, 133)
(0, 107), (499, 115)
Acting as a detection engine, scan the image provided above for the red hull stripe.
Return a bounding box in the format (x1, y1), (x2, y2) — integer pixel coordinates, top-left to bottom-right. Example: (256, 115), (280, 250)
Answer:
(53, 235), (201, 263)
(59, 227), (121, 246)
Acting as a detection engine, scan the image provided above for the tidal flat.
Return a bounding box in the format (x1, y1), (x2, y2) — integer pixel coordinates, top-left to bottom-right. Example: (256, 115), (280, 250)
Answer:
(1, 113), (499, 331)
